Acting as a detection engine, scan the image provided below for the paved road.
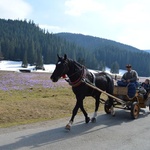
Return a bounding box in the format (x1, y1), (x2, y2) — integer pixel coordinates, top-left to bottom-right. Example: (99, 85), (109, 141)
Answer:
(0, 108), (150, 150)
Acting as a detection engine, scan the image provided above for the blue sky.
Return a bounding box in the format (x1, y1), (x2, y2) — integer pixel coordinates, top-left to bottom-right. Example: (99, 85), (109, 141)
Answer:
(0, 0), (150, 50)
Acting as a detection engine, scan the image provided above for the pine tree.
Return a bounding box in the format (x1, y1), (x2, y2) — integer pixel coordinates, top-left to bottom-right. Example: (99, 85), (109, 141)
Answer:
(98, 61), (105, 71)
(110, 61), (119, 74)
(0, 42), (3, 60)
(22, 50), (28, 68)
(36, 52), (44, 70)
(28, 40), (35, 65)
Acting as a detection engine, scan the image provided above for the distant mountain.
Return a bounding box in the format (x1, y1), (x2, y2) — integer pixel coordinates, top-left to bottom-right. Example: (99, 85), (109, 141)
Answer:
(144, 50), (150, 53)
(56, 32), (150, 76)
(56, 32), (143, 53)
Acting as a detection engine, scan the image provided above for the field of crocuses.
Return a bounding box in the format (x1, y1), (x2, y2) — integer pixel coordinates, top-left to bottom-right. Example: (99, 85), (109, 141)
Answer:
(0, 71), (69, 91)
(0, 71), (96, 127)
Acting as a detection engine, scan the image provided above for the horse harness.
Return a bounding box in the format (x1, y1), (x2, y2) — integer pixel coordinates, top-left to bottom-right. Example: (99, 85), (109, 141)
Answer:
(68, 66), (86, 87)
(67, 67), (96, 88)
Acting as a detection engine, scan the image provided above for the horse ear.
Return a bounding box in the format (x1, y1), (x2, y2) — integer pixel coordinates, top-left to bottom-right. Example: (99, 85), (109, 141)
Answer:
(57, 54), (60, 59)
(64, 54), (67, 60)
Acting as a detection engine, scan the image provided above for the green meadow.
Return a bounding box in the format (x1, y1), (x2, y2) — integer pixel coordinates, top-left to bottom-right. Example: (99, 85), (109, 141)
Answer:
(0, 71), (104, 128)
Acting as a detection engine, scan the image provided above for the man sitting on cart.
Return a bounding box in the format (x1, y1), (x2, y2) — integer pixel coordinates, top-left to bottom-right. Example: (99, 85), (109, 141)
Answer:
(117, 64), (139, 98)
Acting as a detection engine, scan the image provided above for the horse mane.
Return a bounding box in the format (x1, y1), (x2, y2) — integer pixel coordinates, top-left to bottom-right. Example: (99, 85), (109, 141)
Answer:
(67, 58), (84, 70)
(73, 60), (84, 68)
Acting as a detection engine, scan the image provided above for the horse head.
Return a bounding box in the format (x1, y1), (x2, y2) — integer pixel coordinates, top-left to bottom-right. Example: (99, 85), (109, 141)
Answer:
(50, 54), (69, 82)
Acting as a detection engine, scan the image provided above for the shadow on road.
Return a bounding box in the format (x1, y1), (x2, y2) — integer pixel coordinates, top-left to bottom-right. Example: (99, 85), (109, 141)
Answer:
(0, 109), (149, 150)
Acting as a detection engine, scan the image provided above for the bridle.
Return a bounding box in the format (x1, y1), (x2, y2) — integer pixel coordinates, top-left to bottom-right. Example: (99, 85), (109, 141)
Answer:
(58, 59), (86, 87)
(60, 61), (69, 77)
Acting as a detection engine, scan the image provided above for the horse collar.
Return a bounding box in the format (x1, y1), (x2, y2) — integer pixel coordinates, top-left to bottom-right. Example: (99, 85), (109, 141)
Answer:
(68, 67), (86, 87)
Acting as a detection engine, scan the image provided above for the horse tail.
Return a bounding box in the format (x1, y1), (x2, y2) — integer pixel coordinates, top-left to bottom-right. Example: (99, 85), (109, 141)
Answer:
(105, 74), (114, 107)
(106, 74), (114, 95)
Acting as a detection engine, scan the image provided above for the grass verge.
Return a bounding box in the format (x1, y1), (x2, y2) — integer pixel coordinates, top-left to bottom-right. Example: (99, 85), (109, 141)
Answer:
(0, 86), (105, 128)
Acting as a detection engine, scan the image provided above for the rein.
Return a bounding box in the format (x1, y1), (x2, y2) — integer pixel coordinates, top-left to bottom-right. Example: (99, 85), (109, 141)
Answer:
(61, 61), (69, 77)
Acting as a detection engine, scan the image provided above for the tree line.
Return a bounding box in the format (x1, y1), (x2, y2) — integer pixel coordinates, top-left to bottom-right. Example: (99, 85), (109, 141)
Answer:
(0, 19), (88, 69)
(57, 33), (150, 76)
(0, 19), (150, 76)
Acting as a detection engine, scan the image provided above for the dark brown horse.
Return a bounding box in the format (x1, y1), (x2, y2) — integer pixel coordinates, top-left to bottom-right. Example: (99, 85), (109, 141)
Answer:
(51, 54), (114, 130)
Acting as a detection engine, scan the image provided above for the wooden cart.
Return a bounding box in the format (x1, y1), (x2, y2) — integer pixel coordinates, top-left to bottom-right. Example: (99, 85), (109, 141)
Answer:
(85, 81), (150, 119)
(104, 86), (150, 119)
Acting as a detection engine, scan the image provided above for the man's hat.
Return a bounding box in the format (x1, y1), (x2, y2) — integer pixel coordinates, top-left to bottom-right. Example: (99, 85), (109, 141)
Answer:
(126, 64), (132, 68)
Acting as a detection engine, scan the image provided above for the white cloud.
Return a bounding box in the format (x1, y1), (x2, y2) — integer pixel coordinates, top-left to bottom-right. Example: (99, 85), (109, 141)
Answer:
(117, 28), (150, 50)
(65, 0), (105, 16)
(0, 0), (32, 20)
(39, 24), (84, 35)
(39, 24), (62, 33)
(103, 1), (150, 49)
(81, 0), (150, 49)
(110, 2), (150, 25)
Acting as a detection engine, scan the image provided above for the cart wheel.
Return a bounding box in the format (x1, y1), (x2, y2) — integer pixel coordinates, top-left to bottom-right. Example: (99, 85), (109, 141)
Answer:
(131, 102), (140, 119)
(104, 100), (111, 114)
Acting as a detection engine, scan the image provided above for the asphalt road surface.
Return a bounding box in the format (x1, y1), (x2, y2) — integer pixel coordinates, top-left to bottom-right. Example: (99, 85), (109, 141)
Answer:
(0, 108), (150, 150)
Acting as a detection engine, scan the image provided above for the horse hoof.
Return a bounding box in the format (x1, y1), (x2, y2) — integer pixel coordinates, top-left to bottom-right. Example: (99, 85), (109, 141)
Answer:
(111, 112), (115, 117)
(65, 124), (71, 130)
(91, 117), (96, 123)
(85, 117), (90, 123)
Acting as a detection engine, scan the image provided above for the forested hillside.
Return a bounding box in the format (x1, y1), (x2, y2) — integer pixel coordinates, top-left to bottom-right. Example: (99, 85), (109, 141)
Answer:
(57, 33), (141, 52)
(57, 33), (150, 76)
(0, 19), (87, 68)
(0, 19), (150, 76)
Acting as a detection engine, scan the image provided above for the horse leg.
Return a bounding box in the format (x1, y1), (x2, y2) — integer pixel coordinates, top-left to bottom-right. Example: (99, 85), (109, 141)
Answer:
(91, 95), (100, 123)
(73, 95), (90, 123)
(65, 96), (90, 130)
(79, 99), (90, 124)
(65, 101), (79, 130)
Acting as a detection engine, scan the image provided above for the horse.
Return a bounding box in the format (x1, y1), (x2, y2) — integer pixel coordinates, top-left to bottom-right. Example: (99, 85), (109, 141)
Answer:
(50, 54), (114, 130)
